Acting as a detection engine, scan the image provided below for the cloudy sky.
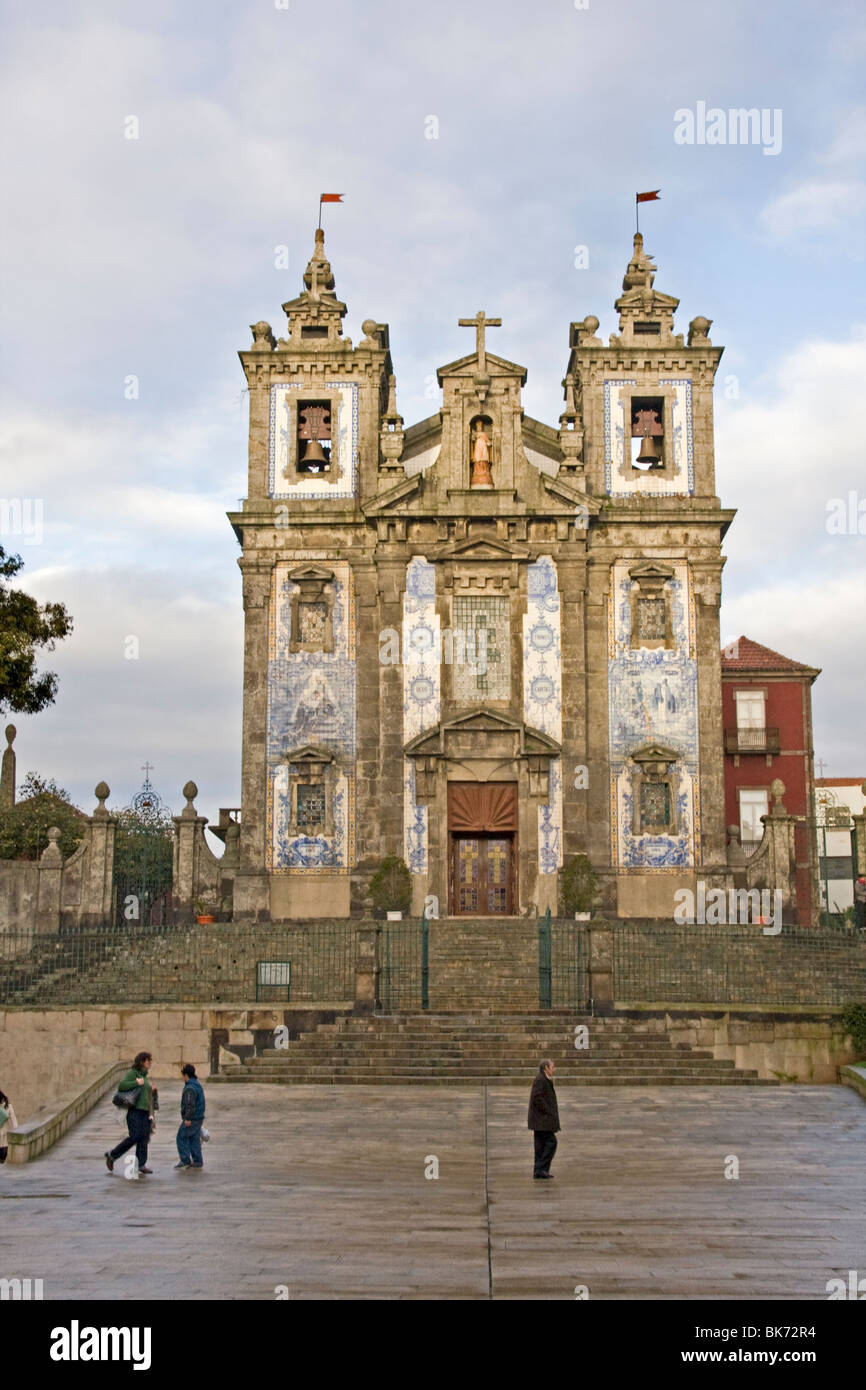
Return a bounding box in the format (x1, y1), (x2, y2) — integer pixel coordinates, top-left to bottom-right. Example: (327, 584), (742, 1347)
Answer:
(0, 0), (863, 823)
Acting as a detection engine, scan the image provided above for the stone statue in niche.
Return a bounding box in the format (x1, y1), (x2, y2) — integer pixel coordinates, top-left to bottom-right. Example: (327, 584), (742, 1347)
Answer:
(470, 420), (494, 489)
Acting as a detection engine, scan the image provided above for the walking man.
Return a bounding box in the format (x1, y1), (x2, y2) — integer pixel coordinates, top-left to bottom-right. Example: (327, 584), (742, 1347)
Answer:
(528, 1058), (560, 1179)
(105, 1051), (158, 1175)
(175, 1063), (206, 1170)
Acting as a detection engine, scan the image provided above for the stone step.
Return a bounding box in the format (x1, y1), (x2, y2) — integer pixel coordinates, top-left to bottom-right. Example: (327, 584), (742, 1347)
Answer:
(212, 1073), (773, 1086)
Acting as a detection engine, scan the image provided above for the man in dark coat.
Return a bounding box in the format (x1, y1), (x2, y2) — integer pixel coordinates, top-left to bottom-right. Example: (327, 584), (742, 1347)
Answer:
(528, 1059), (560, 1179)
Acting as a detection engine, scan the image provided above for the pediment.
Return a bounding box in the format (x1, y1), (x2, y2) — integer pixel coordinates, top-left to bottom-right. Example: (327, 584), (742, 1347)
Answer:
(628, 561), (675, 581)
(283, 744), (334, 765)
(362, 473), (421, 515)
(541, 475), (602, 514)
(436, 351), (527, 384)
(630, 742), (680, 765)
(287, 564), (334, 583)
(433, 536), (530, 563)
(405, 710), (560, 758)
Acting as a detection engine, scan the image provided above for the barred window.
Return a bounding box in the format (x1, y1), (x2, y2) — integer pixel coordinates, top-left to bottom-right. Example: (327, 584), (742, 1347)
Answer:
(296, 784), (326, 828)
(641, 780), (671, 829)
(636, 597), (666, 641)
(298, 602), (328, 645)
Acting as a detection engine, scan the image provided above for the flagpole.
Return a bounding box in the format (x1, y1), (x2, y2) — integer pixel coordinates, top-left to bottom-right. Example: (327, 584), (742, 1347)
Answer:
(635, 193), (639, 236)
(318, 196), (322, 231)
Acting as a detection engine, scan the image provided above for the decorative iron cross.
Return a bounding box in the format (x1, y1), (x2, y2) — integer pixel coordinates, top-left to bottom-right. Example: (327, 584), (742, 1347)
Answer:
(458, 310), (501, 374)
(141, 761), (154, 780)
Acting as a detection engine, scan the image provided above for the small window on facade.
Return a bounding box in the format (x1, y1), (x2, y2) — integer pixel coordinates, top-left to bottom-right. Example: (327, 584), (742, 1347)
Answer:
(633, 322), (661, 335)
(297, 401), (332, 472)
(300, 326), (328, 340)
(631, 397), (664, 470)
(640, 780), (671, 830)
(739, 788), (769, 846)
(296, 784), (326, 828)
(637, 597), (666, 641)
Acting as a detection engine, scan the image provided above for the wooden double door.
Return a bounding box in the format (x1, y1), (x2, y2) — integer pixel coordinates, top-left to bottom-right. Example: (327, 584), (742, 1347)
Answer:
(448, 782), (517, 916)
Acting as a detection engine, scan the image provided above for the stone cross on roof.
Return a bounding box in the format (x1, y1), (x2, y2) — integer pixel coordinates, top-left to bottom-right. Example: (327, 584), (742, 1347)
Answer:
(458, 310), (501, 374)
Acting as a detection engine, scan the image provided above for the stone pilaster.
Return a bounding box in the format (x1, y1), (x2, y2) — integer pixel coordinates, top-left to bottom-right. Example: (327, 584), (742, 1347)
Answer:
(81, 782), (115, 926)
(35, 827), (63, 933)
(236, 560), (273, 920)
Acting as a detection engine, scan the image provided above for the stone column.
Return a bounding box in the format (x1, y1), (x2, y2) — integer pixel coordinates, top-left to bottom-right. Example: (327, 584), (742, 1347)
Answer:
(759, 781), (798, 924)
(587, 919), (614, 1015)
(0, 724), (15, 807)
(173, 781), (216, 921)
(82, 782), (116, 926)
(35, 827), (63, 933)
(353, 921), (378, 1015)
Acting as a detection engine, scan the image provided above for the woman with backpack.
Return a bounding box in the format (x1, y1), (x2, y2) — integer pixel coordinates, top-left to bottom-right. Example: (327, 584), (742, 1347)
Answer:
(0, 1088), (18, 1164)
(104, 1051), (159, 1175)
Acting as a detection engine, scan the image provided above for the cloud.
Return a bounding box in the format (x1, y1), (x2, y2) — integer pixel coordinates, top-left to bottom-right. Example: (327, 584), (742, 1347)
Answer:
(758, 179), (866, 241)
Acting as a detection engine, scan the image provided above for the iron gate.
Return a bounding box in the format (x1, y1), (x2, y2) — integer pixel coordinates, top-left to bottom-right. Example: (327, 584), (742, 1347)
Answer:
(538, 909), (589, 1009)
(377, 916), (428, 1012)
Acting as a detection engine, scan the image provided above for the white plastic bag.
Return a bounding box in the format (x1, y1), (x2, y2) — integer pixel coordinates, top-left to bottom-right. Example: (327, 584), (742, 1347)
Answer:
(200, 1127), (211, 1143)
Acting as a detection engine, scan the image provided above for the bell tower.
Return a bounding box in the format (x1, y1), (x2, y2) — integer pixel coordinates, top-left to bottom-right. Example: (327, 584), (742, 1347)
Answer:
(568, 234), (735, 916)
(229, 230), (394, 920)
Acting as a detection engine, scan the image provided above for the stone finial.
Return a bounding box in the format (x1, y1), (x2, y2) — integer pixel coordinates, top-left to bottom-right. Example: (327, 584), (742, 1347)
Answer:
(0, 723), (16, 808)
(181, 780), (199, 820)
(579, 315), (601, 345)
(622, 233), (656, 292)
(688, 315), (712, 346)
(250, 321), (276, 351)
(770, 778), (787, 814)
(40, 825), (63, 866)
(92, 781), (110, 820)
(303, 228), (336, 298)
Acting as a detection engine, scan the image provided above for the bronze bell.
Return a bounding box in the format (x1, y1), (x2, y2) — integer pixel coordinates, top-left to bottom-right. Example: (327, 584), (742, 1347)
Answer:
(635, 432), (662, 466)
(301, 438), (329, 465)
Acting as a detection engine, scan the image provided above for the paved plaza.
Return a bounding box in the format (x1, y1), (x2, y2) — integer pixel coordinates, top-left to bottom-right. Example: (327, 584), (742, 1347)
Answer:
(2, 1082), (864, 1300)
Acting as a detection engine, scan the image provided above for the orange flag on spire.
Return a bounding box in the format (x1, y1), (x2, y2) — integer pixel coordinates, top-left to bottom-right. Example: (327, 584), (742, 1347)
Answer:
(636, 190), (660, 203)
(320, 193), (343, 203)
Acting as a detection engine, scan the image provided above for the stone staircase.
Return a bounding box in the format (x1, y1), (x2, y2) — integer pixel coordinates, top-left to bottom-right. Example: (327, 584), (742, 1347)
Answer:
(211, 1010), (778, 1086)
(427, 918), (539, 1010)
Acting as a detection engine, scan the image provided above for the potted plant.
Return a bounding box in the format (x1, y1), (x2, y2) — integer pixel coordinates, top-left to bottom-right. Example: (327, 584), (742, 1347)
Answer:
(369, 855), (412, 920)
(195, 897), (215, 924)
(560, 853), (599, 920)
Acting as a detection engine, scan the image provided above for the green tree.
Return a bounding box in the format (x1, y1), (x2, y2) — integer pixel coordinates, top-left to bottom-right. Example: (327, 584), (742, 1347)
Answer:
(0, 771), (85, 860)
(0, 547), (73, 715)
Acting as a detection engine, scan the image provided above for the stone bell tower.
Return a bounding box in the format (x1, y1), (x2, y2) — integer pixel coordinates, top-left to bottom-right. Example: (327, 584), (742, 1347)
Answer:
(229, 229), (394, 920)
(569, 233), (734, 915)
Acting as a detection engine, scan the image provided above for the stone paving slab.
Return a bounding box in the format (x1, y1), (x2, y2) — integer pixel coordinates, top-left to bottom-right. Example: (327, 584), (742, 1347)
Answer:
(0, 1082), (863, 1300)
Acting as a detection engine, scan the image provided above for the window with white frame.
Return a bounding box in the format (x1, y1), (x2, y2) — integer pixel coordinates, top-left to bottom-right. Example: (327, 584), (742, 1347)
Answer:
(739, 788), (769, 846)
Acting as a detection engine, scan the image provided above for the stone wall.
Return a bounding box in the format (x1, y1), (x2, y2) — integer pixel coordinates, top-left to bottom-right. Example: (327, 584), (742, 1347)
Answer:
(0, 1003), (317, 1123)
(619, 1006), (859, 1083)
(0, 861), (38, 936)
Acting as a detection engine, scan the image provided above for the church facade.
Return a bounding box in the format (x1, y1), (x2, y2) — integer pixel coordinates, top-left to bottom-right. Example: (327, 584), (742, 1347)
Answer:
(229, 229), (733, 921)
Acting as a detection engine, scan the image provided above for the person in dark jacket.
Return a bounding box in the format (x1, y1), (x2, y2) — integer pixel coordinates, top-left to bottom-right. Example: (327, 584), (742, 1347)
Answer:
(174, 1063), (206, 1170)
(527, 1059), (560, 1179)
(105, 1051), (158, 1175)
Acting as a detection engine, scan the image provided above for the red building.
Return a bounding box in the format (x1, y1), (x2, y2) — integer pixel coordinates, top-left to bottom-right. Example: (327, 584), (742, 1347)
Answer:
(721, 637), (821, 925)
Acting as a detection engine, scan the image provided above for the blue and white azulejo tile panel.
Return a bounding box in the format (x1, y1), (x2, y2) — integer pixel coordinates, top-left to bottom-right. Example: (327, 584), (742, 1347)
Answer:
(266, 559), (356, 873)
(268, 381), (358, 500)
(607, 559), (700, 870)
(524, 557), (563, 874)
(403, 558), (438, 873)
